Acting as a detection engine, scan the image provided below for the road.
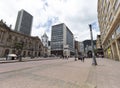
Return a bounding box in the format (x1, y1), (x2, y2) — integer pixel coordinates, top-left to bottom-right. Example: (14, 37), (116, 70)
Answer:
(0, 58), (92, 88)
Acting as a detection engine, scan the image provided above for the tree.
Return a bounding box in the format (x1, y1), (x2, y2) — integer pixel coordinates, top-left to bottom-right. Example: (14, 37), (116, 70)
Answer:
(14, 42), (24, 61)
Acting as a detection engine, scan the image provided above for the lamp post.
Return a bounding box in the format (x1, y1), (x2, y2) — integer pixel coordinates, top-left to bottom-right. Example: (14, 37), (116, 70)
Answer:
(74, 37), (78, 61)
(89, 24), (97, 65)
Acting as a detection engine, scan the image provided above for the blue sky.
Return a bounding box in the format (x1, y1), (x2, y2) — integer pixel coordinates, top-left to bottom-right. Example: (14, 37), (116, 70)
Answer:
(0, 0), (100, 41)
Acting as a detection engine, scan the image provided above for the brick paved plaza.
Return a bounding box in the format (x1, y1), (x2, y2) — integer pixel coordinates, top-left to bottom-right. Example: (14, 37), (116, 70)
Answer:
(0, 57), (120, 88)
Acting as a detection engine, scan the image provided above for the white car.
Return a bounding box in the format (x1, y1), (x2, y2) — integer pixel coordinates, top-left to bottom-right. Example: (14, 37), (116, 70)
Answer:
(7, 54), (17, 60)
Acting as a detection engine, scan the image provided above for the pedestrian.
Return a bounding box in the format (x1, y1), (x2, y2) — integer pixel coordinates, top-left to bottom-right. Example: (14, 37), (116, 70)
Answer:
(75, 55), (77, 61)
(67, 56), (69, 60)
(82, 55), (85, 62)
(6, 55), (8, 60)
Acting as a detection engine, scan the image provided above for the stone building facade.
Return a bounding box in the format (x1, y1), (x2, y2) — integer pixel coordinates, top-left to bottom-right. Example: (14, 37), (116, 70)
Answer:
(98, 0), (120, 60)
(96, 35), (104, 57)
(0, 20), (44, 58)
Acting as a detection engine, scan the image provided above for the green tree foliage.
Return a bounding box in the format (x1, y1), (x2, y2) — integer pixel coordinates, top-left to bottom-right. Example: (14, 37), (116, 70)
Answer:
(14, 42), (24, 50)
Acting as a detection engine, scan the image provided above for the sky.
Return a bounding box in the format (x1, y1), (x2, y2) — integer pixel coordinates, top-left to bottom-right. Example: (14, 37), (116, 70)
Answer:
(0, 0), (100, 41)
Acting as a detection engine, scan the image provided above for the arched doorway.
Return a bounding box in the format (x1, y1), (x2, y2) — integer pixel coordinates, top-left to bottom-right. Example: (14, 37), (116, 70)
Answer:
(38, 52), (41, 57)
(23, 51), (26, 57)
(28, 52), (30, 56)
(35, 52), (37, 57)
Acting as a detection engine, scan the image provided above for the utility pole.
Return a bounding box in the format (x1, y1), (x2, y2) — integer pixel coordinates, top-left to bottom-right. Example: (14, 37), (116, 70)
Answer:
(89, 24), (97, 65)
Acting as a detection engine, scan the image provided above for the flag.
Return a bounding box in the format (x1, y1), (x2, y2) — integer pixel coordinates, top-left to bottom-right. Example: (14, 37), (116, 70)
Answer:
(91, 21), (99, 32)
(91, 22), (97, 29)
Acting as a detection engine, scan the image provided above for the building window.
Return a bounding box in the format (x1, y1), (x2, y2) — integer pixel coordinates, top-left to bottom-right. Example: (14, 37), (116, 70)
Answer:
(107, 2), (110, 12)
(102, 0), (105, 7)
(0, 32), (5, 42)
(106, 0), (109, 3)
(7, 35), (12, 42)
(116, 25), (120, 35)
(15, 36), (18, 41)
(112, 33), (115, 40)
(114, 0), (119, 11)
(109, 13), (113, 22)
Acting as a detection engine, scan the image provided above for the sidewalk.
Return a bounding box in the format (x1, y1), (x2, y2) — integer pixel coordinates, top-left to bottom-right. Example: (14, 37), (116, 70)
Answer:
(0, 57), (120, 88)
(0, 57), (60, 64)
(85, 58), (120, 88)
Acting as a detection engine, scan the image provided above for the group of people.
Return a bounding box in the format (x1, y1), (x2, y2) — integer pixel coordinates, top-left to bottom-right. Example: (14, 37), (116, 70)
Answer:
(75, 55), (85, 62)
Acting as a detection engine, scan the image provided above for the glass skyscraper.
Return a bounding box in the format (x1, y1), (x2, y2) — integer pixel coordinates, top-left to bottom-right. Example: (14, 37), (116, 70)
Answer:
(15, 9), (33, 36)
(51, 23), (74, 56)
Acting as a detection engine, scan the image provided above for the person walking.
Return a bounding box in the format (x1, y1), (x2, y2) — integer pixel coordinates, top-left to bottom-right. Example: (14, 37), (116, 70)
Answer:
(82, 55), (85, 62)
(75, 55), (77, 61)
(6, 55), (8, 60)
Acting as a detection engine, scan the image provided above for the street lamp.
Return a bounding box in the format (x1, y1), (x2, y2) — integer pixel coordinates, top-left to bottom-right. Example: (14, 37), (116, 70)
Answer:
(74, 37), (78, 61)
(89, 24), (97, 65)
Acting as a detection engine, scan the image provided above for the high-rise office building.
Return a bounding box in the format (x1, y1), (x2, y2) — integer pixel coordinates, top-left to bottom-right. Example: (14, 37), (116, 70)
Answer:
(15, 9), (33, 36)
(51, 23), (74, 56)
(98, 0), (120, 60)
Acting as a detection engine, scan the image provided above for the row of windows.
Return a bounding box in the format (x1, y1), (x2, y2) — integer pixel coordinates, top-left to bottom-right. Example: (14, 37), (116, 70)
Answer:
(51, 43), (63, 50)
(51, 36), (63, 42)
(98, 0), (120, 44)
(114, 0), (120, 11)
(51, 27), (63, 42)
(98, 0), (120, 28)
(104, 23), (120, 49)
(0, 31), (41, 50)
(116, 24), (120, 35)
(51, 25), (64, 50)
(52, 30), (63, 36)
(111, 24), (120, 40)
(66, 30), (74, 51)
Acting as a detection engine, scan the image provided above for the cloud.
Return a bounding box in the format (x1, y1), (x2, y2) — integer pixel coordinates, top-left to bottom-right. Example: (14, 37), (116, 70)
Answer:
(0, 0), (99, 41)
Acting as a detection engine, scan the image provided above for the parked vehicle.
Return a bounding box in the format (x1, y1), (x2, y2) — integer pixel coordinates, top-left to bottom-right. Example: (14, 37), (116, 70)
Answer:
(7, 54), (17, 60)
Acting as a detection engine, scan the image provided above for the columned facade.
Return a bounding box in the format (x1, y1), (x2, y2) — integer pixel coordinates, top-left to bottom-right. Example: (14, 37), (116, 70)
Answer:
(98, 0), (120, 60)
(0, 20), (44, 57)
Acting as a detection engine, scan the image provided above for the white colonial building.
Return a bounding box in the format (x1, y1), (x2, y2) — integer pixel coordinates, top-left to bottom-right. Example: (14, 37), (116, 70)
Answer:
(41, 33), (48, 48)
(41, 33), (49, 56)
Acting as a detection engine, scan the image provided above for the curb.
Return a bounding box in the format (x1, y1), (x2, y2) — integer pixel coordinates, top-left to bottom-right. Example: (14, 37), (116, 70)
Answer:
(0, 58), (59, 64)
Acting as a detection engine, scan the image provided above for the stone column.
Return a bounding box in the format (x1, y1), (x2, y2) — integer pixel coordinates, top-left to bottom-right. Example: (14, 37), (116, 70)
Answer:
(111, 43), (115, 60)
(115, 39), (120, 61)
